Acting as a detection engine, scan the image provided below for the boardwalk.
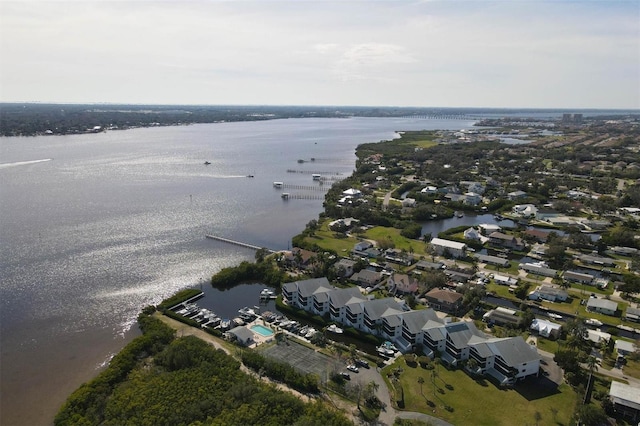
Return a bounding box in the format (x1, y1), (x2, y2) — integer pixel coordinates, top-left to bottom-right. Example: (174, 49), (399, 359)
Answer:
(205, 235), (275, 253)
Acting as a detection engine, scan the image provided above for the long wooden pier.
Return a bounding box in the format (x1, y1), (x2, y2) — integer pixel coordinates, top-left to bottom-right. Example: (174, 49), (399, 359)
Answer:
(205, 235), (275, 253)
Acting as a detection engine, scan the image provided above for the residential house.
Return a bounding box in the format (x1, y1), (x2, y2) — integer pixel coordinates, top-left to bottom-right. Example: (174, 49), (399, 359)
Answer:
(519, 262), (558, 278)
(415, 260), (445, 271)
(388, 272), (419, 295)
(342, 188), (363, 198)
(493, 274), (518, 286)
(283, 247), (317, 269)
(464, 192), (482, 206)
(478, 223), (501, 235)
(353, 240), (373, 254)
(488, 232), (525, 251)
(578, 254), (616, 268)
(334, 258), (356, 278)
(483, 309), (523, 328)
(523, 229), (549, 243)
(226, 326), (255, 347)
(507, 190), (527, 200)
(425, 288), (464, 314)
(586, 298), (618, 316)
(615, 340), (636, 358)
(609, 381), (640, 423)
(528, 285), (568, 302)
(625, 307), (640, 323)
(429, 237), (467, 258)
(530, 318), (562, 339)
(351, 269), (382, 287)
(513, 204), (538, 217)
(384, 248), (413, 266)
(563, 270), (595, 285)
(464, 227), (482, 241)
(473, 253), (510, 268)
(421, 185), (438, 195)
(402, 198), (416, 208)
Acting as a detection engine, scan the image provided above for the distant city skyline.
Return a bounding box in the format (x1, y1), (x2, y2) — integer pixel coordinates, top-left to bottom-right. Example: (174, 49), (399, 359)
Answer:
(1, 0), (638, 109)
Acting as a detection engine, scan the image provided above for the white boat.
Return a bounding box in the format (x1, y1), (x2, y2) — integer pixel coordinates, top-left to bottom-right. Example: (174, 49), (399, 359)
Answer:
(312, 174), (321, 180)
(273, 182), (283, 188)
(305, 328), (317, 338)
(260, 289), (276, 299)
(585, 318), (603, 327)
(548, 313), (563, 320)
(327, 324), (344, 334)
(281, 193), (290, 199)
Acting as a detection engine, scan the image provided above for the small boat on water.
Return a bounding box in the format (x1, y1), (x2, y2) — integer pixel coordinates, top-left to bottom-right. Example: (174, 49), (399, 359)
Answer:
(247, 174), (254, 178)
(455, 211), (464, 218)
(273, 182), (283, 188)
(204, 161), (211, 165)
(281, 193), (290, 199)
(312, 174), (321, 180)
(260, 289), (276, 299)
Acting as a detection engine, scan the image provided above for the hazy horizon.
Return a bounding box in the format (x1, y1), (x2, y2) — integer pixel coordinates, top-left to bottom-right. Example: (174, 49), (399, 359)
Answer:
(1, 0), (638, 109)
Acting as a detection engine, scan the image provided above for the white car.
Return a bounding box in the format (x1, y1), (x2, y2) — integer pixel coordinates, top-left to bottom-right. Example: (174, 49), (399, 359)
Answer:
(346, 364), (359, 373)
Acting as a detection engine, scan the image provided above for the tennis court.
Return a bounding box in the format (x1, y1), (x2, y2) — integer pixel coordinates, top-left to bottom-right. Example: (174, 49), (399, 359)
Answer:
(258, 340), (340, 379)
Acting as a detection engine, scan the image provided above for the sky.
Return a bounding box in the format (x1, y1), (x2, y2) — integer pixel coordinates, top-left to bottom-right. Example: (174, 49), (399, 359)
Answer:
(1, 0), (639, 109)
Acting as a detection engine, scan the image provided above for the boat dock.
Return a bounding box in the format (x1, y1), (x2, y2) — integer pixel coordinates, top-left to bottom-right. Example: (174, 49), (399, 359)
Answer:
(167, 291), (205, 311)
(205, 235), (275, 253)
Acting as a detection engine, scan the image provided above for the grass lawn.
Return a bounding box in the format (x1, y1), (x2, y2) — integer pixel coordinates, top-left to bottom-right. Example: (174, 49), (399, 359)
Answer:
(383, 358), (577, 426)
(485, 282), (519, 302)
(536, 337), (561, 354)
(482, 262), (520, 275)
(410, 140), (439, 149)
(302, 220), (359, 253)
(540, 296), (636, 327)
(622, 358), (640, 380)
(567, 283), (613, 296)
(364, 226), (427, 256)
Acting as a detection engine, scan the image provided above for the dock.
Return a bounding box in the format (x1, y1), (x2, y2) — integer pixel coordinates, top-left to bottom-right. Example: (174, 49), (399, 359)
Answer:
(205, 235), (275, 253)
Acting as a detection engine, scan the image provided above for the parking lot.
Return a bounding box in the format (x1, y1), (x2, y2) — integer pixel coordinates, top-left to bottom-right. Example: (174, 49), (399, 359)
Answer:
(259, 340), (341, 380)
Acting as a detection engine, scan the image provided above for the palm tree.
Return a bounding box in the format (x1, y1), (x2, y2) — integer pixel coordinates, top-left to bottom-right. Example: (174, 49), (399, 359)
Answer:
(586, 355), (599, 374)
(418, 376), (425, 396)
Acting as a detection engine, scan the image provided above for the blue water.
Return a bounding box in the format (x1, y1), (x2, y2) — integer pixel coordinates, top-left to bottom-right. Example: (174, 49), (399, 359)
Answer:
(0, 116), (477, 425)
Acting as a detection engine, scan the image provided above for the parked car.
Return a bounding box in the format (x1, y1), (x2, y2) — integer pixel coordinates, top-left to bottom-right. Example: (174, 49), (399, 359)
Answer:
(347, 364), (359, 373)
(339, 372), (351, 380)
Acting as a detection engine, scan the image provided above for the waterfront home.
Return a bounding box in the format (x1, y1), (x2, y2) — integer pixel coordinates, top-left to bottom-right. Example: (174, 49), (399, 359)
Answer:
(478, 223), (501, 235)
(625, 307), (640, 323)
(429, 237), (467, 258)
(464, 227), (482, 241)
(420, 185), (438, 195)
(609, 381), (640, 423)
(328, 287), (367, 325)
(528, 285), (568, 302)
(226, 326), (255, 347)
(387, 272), (419, 295)
(513, 204), (538, 217)
(283, 247), (317, 269)
(424, 288), (463, 314)
(342, 188), (363, 198)
(282, 277), (334, 311)
(507, 190), (527, 200)
(483, 308), (523, 328)
(586, 298), (619, 316)
(464, 192), (482, 206)
(488, 231), (525, 251)
(615, 340), (636, 358)
(350, 269), (382, 287)
(328, 217), (360, 231)
(530, 318), (562, 339)
(523, 229), (550, 243)
(282, 278), (540, 386)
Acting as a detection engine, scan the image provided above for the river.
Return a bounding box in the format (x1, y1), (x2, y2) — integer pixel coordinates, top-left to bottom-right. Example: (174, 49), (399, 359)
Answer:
(0, 116), (481, 425)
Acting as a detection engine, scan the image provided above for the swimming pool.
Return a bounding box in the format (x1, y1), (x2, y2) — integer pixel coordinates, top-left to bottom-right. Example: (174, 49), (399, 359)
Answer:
(251, 324), (274, 337)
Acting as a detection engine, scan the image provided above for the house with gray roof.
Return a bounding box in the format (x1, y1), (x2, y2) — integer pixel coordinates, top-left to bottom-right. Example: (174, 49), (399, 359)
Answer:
(563, 270), (595, 285)
(586, 297), (618, 316)
(429, 237), (467, 258)
(226, 326), (255, 347)
(362, 298), (406, 334)
(282, 277), (334, 311)
(474, 253), (510, 268)
(578, 254), (616, 267)
(328, 287), (367, 324)
(519, 262), (558, 278)
(334, 258), (356, 278)
(393, 309), (441, 352)
(625, 306), (640, 322)
(351, 269), (382, 287)
(416, 260), (445, 271)
(609, 381), (640, 423)
(528, 285), (568, 302)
